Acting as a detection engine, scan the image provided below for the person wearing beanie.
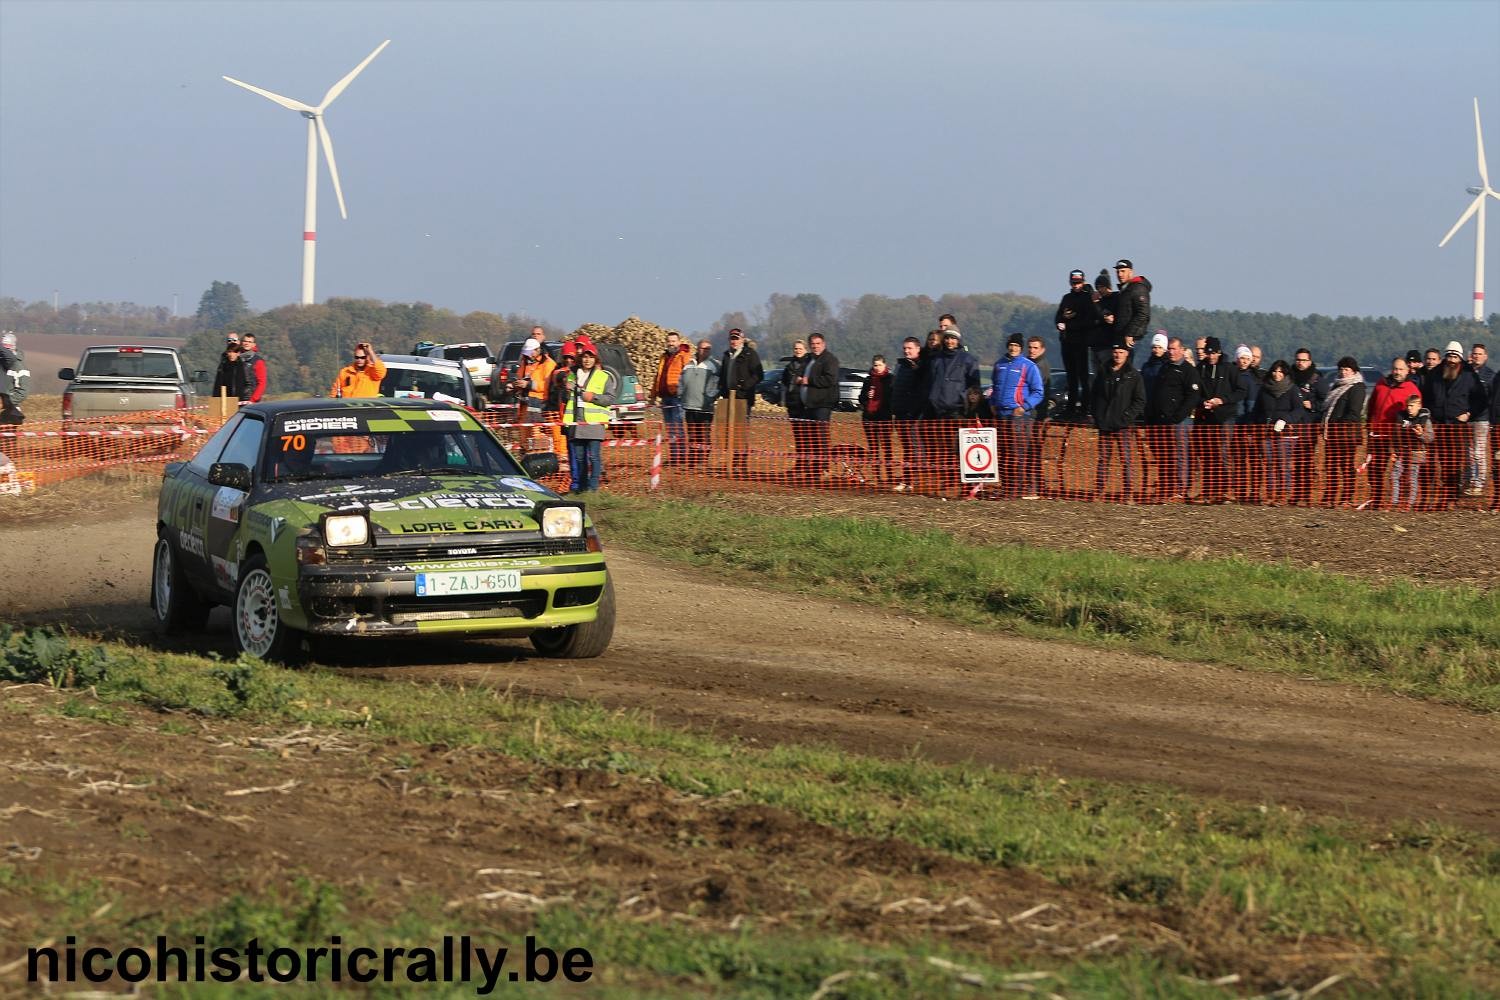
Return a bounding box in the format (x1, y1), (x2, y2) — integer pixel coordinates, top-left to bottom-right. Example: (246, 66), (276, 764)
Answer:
(1422, 342), (1488, 503)
(988, 332), (1044, 498)
(1104, 259), (1152, 368)
(0, 331), (28, 425)
(1054, 269), (1102, 417)
(1194, 337), (1246, 503)
(1091, 270), (1118, 378)
(1140, 331), (1170, 406)
(1319, 356), (1366, 507)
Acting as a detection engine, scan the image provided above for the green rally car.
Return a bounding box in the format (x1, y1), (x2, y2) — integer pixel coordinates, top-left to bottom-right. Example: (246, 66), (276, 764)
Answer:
(151, 399), (614, 663)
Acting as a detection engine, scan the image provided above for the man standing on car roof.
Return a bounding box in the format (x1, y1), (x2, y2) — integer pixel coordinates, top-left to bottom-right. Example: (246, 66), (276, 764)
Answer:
(329, 341), (386, 398)
(1055, 269), (1101, 417)
(1104, 259), (1152, 367)
(653, 332), (692, 464)
(238, 333), (268, 403)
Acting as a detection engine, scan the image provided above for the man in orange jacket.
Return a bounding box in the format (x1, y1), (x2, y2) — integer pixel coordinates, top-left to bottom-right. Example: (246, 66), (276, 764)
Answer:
(507, 338), (556, 423)
(330, 342), (386, 398)
(653, 332), (692, 463)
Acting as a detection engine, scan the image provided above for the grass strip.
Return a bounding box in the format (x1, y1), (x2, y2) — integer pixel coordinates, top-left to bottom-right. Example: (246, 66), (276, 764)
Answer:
(586, 494), (1500, 712)
(4, 627), (1497, 995)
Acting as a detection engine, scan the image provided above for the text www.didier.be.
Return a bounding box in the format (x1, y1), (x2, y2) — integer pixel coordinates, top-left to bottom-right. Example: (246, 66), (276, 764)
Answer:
(29, 935), (593, 992)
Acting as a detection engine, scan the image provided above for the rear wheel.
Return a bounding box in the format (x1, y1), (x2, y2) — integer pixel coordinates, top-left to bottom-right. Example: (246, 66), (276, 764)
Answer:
(151, 535), (211, 633)
(529, 575), (615, 659)
(233, 554), (307, 665)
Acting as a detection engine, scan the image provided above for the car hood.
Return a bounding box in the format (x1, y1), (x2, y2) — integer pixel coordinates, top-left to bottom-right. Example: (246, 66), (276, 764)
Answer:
(256, 474), (570, 536)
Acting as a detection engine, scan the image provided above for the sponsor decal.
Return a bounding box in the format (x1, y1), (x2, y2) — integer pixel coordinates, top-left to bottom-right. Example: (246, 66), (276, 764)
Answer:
(211, 486), (244, 523)
(283, 415), (360, 433)
(498, 477), (545, 492)
(211, 555), (238, 589)
(245, 510), (287, 542)
(296, 485), (398, 503)
(397, 516), (527, 533)
(428, 410), (464, 422)
(178, 528), (206, 558)
(278, 586), (291, 609)
(338, 493), (534, 513)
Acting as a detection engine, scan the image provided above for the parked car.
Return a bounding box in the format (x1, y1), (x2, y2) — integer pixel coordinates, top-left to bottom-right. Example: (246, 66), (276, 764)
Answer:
(414, 342), (496, 388)
(837, 368), (868, 412)
(377, 354), (482, 411)
(493, 340), (646, 430)
(151, 398), (613, 663)
(58, 345), (204, 430)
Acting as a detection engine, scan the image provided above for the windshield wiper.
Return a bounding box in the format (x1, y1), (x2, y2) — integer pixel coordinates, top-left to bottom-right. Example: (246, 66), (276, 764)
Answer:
(380, 466), (467, 477)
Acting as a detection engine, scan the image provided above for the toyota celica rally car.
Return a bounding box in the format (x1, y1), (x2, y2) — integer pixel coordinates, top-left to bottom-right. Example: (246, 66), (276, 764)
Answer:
(152, 398), (613, 663)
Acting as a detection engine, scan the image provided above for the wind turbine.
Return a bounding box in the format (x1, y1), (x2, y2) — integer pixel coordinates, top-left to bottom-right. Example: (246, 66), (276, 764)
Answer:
(223, 41), (390, 306)
(1438, 98), (1500, 322)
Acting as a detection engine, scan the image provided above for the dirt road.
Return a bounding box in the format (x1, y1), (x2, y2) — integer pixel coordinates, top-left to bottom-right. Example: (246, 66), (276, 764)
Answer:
(7, 500), (1497, 833)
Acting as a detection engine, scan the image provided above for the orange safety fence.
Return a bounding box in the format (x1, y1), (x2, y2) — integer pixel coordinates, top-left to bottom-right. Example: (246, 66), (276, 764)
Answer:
(5, 406), (1494, 512)
(0, 409), (219, 489)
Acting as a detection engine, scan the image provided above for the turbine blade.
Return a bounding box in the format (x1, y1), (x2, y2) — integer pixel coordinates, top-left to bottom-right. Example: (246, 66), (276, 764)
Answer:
(1438, 195), (1483, 248)
(317, 116), (348, 220)
(1476, 98), (1490, 191)
(222, 76), (314, 113)
(318, 39), (390, 110)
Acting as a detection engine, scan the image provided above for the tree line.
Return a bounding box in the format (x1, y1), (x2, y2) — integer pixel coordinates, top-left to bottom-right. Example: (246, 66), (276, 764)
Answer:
(6, 280), (1496, 397)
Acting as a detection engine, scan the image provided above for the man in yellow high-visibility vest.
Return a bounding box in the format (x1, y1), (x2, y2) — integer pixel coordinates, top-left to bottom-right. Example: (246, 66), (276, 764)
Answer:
(561, 336), (618, 492)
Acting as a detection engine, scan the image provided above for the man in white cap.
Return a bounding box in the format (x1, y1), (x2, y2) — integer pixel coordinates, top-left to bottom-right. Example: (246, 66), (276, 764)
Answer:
(507, 337), (556, 423)
(1425, 341), (1488, 502)
(0, 331), (28, 424)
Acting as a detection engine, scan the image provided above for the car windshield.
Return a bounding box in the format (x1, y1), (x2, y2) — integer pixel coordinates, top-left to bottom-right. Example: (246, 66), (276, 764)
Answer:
(260, 409), (523, 483)
(80, 351), (177, 378)
(379, 367), (466, 403)
(444, 346), (490, 362)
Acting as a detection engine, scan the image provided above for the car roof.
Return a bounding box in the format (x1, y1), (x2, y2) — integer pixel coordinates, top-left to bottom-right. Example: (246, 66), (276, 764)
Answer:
(380, 353), (464, 370)
(239, 398), (463, 417)
(429, 342), (487, 349)
(84, 344), (178, 351)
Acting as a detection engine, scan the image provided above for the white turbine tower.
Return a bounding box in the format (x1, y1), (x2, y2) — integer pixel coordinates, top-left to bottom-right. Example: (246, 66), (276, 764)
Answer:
(1438, 98), (1500, 322)
(223, 41), (390, 306)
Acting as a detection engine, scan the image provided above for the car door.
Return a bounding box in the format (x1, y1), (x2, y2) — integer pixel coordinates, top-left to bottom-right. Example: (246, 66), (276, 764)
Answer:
(202, 414), (266, 598)
(170, 413), (243, 588)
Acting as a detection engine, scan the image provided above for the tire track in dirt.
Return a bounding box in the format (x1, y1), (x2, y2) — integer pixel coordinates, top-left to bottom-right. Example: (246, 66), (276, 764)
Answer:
(6, 499), (1498, 834)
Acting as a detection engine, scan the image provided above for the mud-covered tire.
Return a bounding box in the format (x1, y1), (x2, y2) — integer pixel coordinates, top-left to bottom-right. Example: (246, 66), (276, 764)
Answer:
(232, 554), (307, 665)
(529, 575), (615, 659)
(151, 535), (211, 633)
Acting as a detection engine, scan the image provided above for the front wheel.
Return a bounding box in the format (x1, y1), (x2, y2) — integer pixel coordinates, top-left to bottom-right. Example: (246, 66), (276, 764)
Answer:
(233, 554), (307, 664)
(529, 575), (615, 659)
(151, 535), (211, 633)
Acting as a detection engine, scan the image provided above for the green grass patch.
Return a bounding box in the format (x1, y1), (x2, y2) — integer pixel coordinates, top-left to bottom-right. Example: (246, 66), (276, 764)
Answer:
(4, 626), (1497, 994)
(585, 494), (1500, 712)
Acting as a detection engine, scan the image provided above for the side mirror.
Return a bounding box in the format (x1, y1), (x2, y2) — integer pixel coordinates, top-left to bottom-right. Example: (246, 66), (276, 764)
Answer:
(208, 462), (253, 491)
(192, 370), (210, 383)
(522, 452), (559, 479)
(58, 367), (75, 381)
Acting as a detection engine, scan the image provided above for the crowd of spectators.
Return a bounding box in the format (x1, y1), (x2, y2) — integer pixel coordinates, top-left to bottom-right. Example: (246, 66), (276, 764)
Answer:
(664, 261), (1498, 510)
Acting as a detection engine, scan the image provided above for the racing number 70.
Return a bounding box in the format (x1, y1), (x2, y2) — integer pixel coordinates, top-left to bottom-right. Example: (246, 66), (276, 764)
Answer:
(280, 434), (307, 452)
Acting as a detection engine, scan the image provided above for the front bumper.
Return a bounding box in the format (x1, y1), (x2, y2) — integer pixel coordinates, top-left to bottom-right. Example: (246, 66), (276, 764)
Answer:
(294, 553), (607, 637)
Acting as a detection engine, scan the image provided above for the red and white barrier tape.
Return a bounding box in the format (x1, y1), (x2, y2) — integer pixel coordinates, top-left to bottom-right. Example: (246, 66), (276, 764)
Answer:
(649, 433), (662, 490)
(0, 426), (204, 438)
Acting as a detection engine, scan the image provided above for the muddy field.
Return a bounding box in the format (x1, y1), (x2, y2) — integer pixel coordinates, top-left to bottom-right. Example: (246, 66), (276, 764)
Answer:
(4, 496), (1497, 835)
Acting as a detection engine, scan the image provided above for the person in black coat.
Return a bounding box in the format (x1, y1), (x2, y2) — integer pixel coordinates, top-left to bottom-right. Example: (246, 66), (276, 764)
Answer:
(792, 333), (840, 478)
(857, 355), (895, 483)
(1090, 342), (1146, 500)
(889, 337), (926, 486)
(1054, 270), (1102, 416)
(1254, 360), (1300, 504)
(718, 329), (764, 413)
(1106, 259), (1152, 367)
(1319, 356), (1367, 507)
(211, 338), (248, 402)
(1090, 270), (1118, 380)
(1194, 338), (1247, 503)
(1145, 337), (1199, 501)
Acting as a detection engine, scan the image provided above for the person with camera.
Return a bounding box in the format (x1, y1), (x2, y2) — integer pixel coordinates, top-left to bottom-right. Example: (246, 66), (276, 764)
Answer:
(0, 331), (29, 425)
(329, 341), (386, 398)
(1054, 270), (1101, 417)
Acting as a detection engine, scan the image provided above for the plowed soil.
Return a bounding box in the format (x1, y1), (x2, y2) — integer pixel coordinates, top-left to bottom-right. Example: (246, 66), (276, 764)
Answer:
(4, 497), (1497, 836)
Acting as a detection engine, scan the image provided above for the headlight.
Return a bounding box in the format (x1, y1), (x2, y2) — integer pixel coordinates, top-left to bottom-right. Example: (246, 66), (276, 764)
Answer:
(323, 513), (369, 547)
(540, 505), (584, 539)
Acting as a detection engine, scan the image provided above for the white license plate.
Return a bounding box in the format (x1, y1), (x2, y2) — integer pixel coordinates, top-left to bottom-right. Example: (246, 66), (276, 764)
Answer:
(414, 569), (522, 597)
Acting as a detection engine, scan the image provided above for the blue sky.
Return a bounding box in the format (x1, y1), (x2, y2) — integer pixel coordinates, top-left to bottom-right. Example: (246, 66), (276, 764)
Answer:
(2, 0), (1497, 330)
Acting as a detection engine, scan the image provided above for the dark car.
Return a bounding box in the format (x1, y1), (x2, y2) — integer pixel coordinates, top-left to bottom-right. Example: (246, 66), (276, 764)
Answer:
(150, 399), (613, 663)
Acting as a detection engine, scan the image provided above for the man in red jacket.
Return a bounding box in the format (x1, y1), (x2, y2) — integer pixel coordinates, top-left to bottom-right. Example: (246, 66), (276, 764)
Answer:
(1365, 356), (1421, 508)
(238, 333), (268, 403)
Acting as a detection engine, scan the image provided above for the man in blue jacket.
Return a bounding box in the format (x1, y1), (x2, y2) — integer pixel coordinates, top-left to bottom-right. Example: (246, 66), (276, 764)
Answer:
(989, 333), (1044, 498)
(925, 328), (979, 419)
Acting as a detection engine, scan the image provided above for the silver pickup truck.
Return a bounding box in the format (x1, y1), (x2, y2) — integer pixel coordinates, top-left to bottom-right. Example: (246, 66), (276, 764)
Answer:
(58, 345), (205, 428)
